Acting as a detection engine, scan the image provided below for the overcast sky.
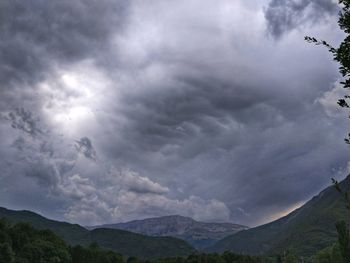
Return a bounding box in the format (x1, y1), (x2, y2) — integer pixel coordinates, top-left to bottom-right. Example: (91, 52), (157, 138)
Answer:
(0, 0), (349, 227)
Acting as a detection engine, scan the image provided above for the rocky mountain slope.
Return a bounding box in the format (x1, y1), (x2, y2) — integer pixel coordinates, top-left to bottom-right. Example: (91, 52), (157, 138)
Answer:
(0, 207), (196, 259)
(90, 215), (248, 249)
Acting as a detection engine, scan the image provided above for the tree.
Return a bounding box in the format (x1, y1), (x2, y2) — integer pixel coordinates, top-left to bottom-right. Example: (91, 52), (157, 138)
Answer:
(306, 0), (350, 144)
(127, 256), (140, 263)
(0, 242), (14, 263)
(313, 245), (343, 263)
(281, 251), (298, 263)
(307, 2), (350, 260)
(336, 220), (350, 262)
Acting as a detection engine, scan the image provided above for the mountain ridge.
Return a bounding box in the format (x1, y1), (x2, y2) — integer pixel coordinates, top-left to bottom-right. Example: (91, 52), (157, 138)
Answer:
(0, 207), (196, 259)
(207, 174), (350, 257)
(89, 214), (248, 249)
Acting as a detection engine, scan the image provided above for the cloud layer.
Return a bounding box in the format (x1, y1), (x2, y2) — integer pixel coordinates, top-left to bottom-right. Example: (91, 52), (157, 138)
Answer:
(0, 0), (349, 226)
(265, 0), (338, 38)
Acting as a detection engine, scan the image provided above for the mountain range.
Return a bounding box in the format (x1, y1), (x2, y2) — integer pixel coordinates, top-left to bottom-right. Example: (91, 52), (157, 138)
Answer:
(0, 207), (196, 259)
(89, 215), (248, 249)
(1, 175), (350, 258)
(207, 175), (350, 257)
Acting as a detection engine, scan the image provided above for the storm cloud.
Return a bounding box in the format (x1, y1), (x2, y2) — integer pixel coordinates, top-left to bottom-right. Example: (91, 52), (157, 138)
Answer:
(0, 0), (349, 226)
(75, 137), (97, 161)
(265, 0), (338, 38)
(0, 0), (127, 85)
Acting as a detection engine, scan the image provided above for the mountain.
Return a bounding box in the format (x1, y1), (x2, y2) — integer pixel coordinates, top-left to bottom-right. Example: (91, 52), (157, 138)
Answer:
(0, 207), (196, 259)
(0, 207), (88, 245)
(89, 215), (248, 249)
(208, 175), (350, 257)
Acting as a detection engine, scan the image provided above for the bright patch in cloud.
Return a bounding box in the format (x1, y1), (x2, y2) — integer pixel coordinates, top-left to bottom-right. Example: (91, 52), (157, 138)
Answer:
(38, 61), (111, 137)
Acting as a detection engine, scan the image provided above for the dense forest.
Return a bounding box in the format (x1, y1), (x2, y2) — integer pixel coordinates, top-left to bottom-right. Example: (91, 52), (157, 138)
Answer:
(1, 217), (350, 263)
(0, 218), (279, 263)
(0, 219), (124, 263)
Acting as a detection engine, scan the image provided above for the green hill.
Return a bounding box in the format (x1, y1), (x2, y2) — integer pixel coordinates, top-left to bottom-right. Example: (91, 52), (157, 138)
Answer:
(0, 207), (88, 245)
(89, 228), (196, 259)
(0, 207), (196, 259)
(0, 219), (125, 263)
(208, 174), (350, 257)
(0, 219), (273, 263)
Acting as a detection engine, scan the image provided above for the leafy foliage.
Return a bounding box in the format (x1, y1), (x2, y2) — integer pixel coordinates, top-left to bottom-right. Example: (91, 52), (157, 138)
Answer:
(0, 219), (124, 263)
(305, 0), (350, 144)
(335, 220), (350, 261)
(0, 219), (72, 263)
(313, 244), (343, 263)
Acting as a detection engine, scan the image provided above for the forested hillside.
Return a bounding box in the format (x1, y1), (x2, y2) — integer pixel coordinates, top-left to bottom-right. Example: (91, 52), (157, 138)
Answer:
(208, 175), (350, 257)
(0, 207), (195, 259)
(0, 219), (271, 263)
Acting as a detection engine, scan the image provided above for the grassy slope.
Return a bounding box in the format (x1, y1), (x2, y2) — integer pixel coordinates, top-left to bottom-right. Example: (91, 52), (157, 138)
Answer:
(0, 207), (196, 259)
(208, 175), (350, 257)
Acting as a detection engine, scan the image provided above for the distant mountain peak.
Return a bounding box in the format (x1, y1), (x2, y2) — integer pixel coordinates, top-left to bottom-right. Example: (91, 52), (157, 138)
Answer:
(89, 215), (248, 250)
(0, 206), (196, 259)
(121, 214), (195, 223)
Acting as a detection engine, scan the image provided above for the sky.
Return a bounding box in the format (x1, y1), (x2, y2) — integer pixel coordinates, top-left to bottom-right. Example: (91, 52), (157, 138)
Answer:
(0, 0), (349, 227)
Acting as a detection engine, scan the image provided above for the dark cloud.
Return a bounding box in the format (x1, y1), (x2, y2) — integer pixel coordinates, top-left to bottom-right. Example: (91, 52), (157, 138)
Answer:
(95, 0), (347, 226)
(0, 0), (128, 95)
(0, 106), (231, 225)
(265, 0), (338, 38)
(0, 0), (348, 226)
(4, 108), (43, 137)
(75, 137), (97, 161)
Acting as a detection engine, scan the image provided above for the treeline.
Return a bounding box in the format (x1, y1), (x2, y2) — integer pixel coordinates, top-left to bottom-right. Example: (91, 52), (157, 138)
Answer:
(0, 219), (273, 263)
(4, 217), (349, 263)
(146, 253), (270, 263)
(0, 219), (123, 263)
(312, 220), (350, 263)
